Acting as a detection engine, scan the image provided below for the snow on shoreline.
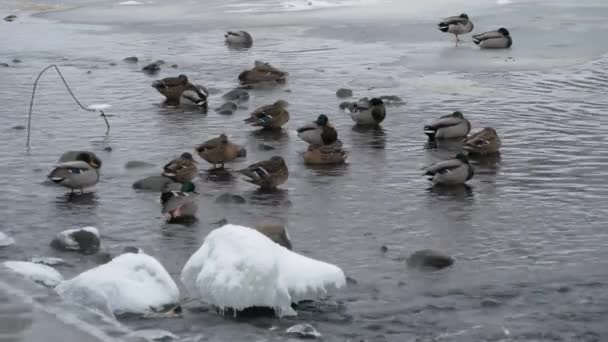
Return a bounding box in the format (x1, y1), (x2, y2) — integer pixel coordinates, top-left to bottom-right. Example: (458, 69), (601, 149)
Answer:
(182, 224), (346, 316)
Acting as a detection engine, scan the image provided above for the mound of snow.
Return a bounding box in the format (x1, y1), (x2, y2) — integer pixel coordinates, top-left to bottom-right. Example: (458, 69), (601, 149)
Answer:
(0, 231), (15, 247)
(3, 261), (64, 287)
(56, 253), (179, 316)
(181, 224), (345, 317)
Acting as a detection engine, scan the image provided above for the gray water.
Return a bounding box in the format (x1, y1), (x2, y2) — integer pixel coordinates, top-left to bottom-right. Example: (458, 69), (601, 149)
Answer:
(1, 0), (608, 340)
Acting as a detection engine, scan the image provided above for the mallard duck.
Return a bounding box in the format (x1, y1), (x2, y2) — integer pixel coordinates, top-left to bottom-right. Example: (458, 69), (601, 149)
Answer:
(464, 127), (501, 155)
(473, 28), (512, 49)
(438, 13), (474, 41)
(238, 156), (288, 190)
(225, 30), (253, 48)
(48, 152), (102, 193)
(304, 144), (347, 165)
(180, 83), (209, 111)
(161, 181), (198, 221)
(346, 98), (386, 126)
(152, 75), (189, 106)
(424, 153), (474, 185)
(238, 61), (287, 86)
(195, 133), (243, 169)
(297, 114), (338, 146)
(424, 111), (471, 140)
(244, 100), (290, 129)
(162, 152), (198, 183)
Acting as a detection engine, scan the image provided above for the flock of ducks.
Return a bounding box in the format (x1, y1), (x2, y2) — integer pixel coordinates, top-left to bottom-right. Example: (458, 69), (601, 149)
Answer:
(47, 14), (505, 221)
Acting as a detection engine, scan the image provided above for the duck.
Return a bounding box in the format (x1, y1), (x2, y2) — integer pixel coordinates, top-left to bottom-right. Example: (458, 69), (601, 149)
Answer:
(238, 156), (288, 190)
(238, 61), (287, 86)
(464, 127), (501, 155)
(48, 152), (102, 193)
(438, 13), (474, 42)
(297, 114), (338, 146)
(179, 83), (209, 111)
(472, 28), (512, 49)
(162, 152), (198, 183)
(345, 98), (386, 126)
(152, 74), (189, 106)
(424, 111), (471, 140)
(304, 144), (347, 165)
(161, 181), (198, 222)
(195, 133), (243, 169)
(244, 100), (290, 129)
(424, 153), (474, 185)
(225, 30), (253, 48)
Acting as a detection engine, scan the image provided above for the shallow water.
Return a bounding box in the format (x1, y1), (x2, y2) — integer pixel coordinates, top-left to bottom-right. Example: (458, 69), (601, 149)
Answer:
(1, 0), (608, 340)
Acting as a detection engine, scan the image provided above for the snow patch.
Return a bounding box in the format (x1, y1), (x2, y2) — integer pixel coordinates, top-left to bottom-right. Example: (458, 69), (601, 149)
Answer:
(181, 224), (345, 317)
(31, 256), (69, 266)
(0, 231), (15, 247)
(56, 253), (179, 316)
(497, 0), (512, 4)
(126, 329), (178, 341)
(118, 0), (143, 5)
(3, 261), (64, 287)
(286, 323), (322, 339)
(87, 103), (112, 110)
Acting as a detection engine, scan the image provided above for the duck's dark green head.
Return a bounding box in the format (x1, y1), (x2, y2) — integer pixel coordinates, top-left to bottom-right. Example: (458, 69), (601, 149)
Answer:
(181, 152), (194, 160)
(315, 114), (329, 126)
(181, 181), (196, 193)
(455, 152), (469, 162)
(76, 152), (102, 169)
(460, 13), (469, 19)
(369, 98), (384, 106)
(498, 27), (510, 36)
(452, 111), (464, 118)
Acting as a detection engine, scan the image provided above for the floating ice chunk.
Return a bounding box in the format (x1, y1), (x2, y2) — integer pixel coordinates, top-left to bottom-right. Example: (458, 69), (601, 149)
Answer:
(181, 224), (345, 317)
(0, 231), (15, 247)
(497, 0), (512, 4)
(56, 253), (179, 316)
(286, 323), (322, 339)
(126, 329), (178, 341)
(31, 256), (70, 266)
(3, 261), (64, 287)
(118, 1), (143, 5)
(87, 103), (112, 110)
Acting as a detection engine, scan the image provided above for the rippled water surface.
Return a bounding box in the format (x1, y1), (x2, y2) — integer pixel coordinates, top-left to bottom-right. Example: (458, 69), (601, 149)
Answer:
(1, 0), (608, 340)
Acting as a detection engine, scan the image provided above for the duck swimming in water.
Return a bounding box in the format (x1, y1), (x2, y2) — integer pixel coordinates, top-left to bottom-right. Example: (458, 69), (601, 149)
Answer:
(345, 98), (386, 126)
(464, 127), (501, 155)
(161, 181), (198, 222)
(297, 114), (338, 146)
(238, 156), (288, 190)
(304, 144), (347, 165)
(424, 153), (474, 185)
(244, 100), (290, 130)
(48, 152), (102, 193)
(424, 111), (471, 140)
(438, 13), (474, 42)
(225, 30), (253, 48)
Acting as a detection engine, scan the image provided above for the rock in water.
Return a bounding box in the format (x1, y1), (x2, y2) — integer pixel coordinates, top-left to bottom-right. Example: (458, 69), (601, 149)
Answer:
(50, 227), (100, 254)
(407, 249), (454, 270)
(142, 62), (161, 74)
(56, 253), (179, 316)
(215, 193), (246, 205)
(125, 160), (155, 169)
(181, 224), (345, 317)
(0, 63), (9, 68)
(132, 175), (177, 191)
(30, 256), (70, 267)
(215, 102), (237, 115)
(0, 232), (15, 247)
(2, 261), (63, 287)
(286, 323), (322, 339)
(3, 15), (17, 22)
(222, 88), (250, 103)
(336, 88), (353, 98)
(123, 56), (139, 63)
(254, 224), (292, 250)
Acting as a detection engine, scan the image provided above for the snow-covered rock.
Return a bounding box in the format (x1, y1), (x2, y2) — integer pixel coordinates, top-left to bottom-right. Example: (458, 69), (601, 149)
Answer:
(3, 261), (64, 287)
(126, 329), (178, 341)
(181, 224), (345, 317)
(286, 323), (322, 339)
(56, 253), (179, 316)
(51, 227), (100, 254)
(0, 231), (15, 247)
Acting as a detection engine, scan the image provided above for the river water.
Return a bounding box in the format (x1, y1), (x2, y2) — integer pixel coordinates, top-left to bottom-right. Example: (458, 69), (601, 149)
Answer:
(1, 0), (608, 341)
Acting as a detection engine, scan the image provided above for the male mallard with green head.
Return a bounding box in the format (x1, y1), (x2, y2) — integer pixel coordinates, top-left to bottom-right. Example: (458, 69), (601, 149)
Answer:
(195, 133), (243, 169)
(346, 98), (386, 126)
(244, 100), (290, 130)
(162, 152), (198, 183)
(438, 13), (474, 42)
(424, 111), (471, 140)
(161, 181), (198, 222)
(424, 153), (474, 185)
(464, 127), (501, 155)
(48, 152), (102, 193)
(297, 114), (338, 146)
(238, 156), (288, 190)
(473, 28), (512, 49)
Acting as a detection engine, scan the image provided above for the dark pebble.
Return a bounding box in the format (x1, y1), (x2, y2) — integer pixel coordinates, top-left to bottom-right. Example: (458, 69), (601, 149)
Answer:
(142, 63), (161, 74)
(103, 146), (112, 152)
(171, 64), (178, 68)
(122, 246), (142, 254)
(0, 63), (9, 68)
(125, 160), (155, 169)
(258, 143), (275, 151)
(211, 218), (229, 227)
(12, 59), (21, 64)
(3, 15), (17, 22)
(222, 88), (250, 103)
(86, 70), (92, 74)
(12, 125), (26, 130)
(123, 56), (138, 63)
(214, 102), (237, 115)
(215, 193), (246, 204)
(407, 249), (454, 270)
(336, 88), (353, 98)
(109, 62), (117, 66)
(380, 245), (388, 253)
(481, 299), (501, 308)
(557, 286), (570, 293)
(346, 276), (358, 285)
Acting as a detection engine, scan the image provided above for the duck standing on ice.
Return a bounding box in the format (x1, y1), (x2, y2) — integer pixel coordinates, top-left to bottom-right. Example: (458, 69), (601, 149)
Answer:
(438, 13), (474, 42)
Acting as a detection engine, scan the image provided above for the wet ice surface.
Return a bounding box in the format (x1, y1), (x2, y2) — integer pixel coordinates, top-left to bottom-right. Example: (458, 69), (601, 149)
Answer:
(1, 0), (608, 340)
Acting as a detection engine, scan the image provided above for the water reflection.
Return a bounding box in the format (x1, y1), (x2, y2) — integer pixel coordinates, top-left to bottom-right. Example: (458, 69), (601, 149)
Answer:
(427, 184), (474, 199)
(250, 129), (289, 142)
(350, 125), (386, 149)
(246, 188), (291, 207)
(55, 192), (99, 206)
